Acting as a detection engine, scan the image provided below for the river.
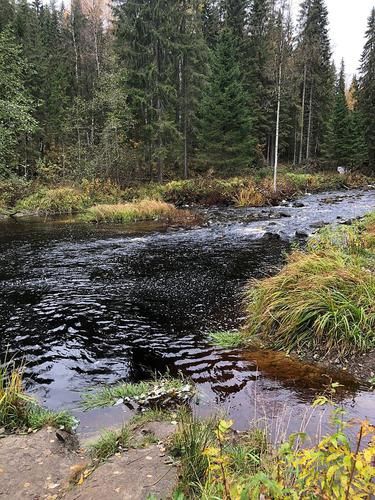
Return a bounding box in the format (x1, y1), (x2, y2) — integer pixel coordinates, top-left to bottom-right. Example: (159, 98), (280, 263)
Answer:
(0, 188), (374, 440)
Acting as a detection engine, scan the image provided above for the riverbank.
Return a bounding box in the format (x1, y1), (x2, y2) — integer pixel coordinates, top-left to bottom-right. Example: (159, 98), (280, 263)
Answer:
(1, 389), (374, 499)
(0, 169), (374, 221)
(217, 212), (375, 384)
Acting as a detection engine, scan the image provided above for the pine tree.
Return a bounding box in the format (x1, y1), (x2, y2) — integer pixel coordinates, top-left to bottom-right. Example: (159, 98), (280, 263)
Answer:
(198, 29), (253, 173)
(359, 7), (375, 168)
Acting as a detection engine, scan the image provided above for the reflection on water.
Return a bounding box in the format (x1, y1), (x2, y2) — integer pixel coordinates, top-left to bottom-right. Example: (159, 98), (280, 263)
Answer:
(0, 188), (374, 437)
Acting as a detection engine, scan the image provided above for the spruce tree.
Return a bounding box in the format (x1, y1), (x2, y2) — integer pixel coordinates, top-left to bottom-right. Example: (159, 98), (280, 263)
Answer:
(346, 77), (367, 167)
(325, 60), (350, 164)
(198, 29), (253, 173)
(359, 7), (375, 168)
(246, 0), (273, 156)
(296, 0), (334, 162)
(115, 0), (180, 181)
(177, 0), (208, 178)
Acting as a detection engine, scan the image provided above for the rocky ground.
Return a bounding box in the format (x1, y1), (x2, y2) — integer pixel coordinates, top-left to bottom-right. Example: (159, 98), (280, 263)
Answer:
(0, 421), (177, 499)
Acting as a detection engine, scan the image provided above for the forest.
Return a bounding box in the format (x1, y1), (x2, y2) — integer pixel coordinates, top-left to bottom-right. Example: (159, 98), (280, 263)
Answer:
(0, 0), (375, 187)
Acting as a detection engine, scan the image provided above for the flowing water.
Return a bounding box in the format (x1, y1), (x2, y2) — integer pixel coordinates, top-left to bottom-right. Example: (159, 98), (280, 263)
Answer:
(0, 189), (374, 439)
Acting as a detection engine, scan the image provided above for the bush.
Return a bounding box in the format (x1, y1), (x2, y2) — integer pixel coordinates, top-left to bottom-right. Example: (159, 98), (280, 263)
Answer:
(17, 187), (90, 215)
(80, 178), (123, 204)
(0, 176), (33, 208)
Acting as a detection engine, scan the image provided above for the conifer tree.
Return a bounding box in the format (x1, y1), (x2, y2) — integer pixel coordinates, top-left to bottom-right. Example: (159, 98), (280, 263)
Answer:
(115, 0), (180, 181)
(346, 77), (367, 167)
(177, 0), (208, 178)
(325, 60), (350, 164)
(359, 7), (375, 167)
(296, 0), (334, 162)
(246, 0), (273, 157)
(198, 29), (253, 172)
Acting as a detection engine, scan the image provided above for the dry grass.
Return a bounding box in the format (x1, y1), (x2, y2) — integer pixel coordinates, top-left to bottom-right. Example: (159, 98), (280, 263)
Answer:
(83, 199), (192, 224)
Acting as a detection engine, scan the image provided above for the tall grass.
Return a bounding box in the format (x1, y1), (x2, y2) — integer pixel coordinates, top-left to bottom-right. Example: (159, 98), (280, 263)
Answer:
(0, 361), (76, 431)
(243, 213), (375, 358)
(82, 199), (189, 224)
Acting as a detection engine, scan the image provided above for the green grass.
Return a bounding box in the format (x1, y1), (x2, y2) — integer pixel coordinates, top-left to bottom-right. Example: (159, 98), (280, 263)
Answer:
(89, 408), (174, 462)
(243, 213), (375, 359)
(89, 426), (132, 462)
(170, 410), (218, 495)
(82, 376), (195, 410)
(208, 330), (246, 349)
(0, 361), (77, 432)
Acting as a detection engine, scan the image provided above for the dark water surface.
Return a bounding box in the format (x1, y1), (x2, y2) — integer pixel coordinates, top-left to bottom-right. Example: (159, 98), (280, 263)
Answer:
(0, 189), (374, 438)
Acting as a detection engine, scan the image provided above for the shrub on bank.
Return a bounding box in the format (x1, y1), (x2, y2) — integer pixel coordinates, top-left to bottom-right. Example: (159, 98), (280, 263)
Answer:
(171, 408), (375, 499)
(242, 213), (375, 358)
(82, 199), (191, 224)
(17, 187), (89, 215)
(0, 176), (33, 208)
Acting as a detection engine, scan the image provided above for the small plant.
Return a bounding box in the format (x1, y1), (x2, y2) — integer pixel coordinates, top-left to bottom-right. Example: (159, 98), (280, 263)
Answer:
(209, 331), (246, 349)
(89, 426), (132, 462)
(89, 409), (173, 462)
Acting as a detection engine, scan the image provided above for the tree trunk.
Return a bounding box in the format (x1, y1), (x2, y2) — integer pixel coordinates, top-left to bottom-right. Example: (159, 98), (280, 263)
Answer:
(274, 55), (282, 192)
(299, 64), (307, 164)
(306, 82), (313, 160)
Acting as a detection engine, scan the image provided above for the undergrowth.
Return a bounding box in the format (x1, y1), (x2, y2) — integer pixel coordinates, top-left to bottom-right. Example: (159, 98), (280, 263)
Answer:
(16, 187), (89, 215)
(171, 402), (375, 499)
(7, 169), (373, 216)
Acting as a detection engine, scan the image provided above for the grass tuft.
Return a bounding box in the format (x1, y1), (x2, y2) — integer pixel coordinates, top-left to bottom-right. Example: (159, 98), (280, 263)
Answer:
(208, 330), (246, 349)
(0, 361), (77, 432)
(82, 199), (191, 224)
(82, 376), (195, 410)
(243, 213), (375, 359)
